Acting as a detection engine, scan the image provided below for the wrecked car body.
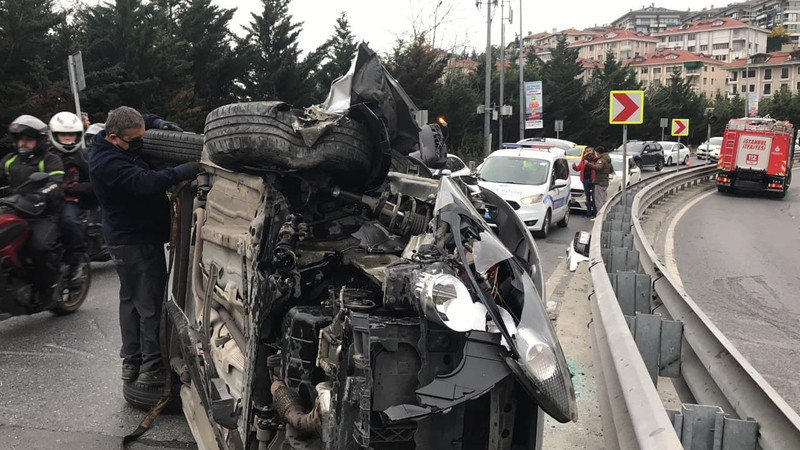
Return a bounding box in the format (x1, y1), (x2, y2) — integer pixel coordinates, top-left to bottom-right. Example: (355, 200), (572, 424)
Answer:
(164, 44), (576, 450)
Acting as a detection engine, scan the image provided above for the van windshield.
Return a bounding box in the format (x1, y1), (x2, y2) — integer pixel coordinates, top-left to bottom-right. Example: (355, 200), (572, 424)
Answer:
(479, 157), (550, 185)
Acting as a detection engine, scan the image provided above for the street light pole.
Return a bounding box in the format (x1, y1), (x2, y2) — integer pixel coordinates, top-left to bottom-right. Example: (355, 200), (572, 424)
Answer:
(499, 0), (505, 145)
(482, 0), (494, 156)
(518, 0), (524, 141)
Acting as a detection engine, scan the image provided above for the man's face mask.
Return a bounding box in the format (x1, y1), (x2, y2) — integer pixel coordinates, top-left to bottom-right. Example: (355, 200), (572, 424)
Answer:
(120, 136), (144, 154)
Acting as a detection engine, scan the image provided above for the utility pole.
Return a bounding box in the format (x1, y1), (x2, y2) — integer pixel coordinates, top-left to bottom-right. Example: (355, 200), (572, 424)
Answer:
(479, 0), (496, 156)
(499, 0), (506, 145)
(518, 0), (524, 141)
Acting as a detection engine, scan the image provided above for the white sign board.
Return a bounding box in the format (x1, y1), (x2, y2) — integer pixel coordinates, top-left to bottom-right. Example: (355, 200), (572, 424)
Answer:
(735, 134), (771, 171)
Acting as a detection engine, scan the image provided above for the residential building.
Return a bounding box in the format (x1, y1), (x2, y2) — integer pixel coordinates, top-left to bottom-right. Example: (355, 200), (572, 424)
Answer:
(723, 50), (800, 96)
(577, 58), (605, 83)
(570, 29), (660, 61)
(654, 17), (768, 62)
(624, 50), (727, 96)
(535, 28), (601, 49)
(521, 31), (550, 49)
(442, 59), (478, 80)
(612, 4), (690, 34)
(683, 1), (800, 45)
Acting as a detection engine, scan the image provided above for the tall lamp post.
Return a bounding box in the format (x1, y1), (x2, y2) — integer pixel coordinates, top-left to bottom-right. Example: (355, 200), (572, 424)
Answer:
(518, 0), (524, 141)
(477, 0), (497, 156)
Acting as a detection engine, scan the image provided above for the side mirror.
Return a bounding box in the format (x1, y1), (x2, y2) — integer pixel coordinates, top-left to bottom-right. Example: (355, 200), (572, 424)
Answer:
(554, 179), (568, 188)
(418, 124), (447, 170)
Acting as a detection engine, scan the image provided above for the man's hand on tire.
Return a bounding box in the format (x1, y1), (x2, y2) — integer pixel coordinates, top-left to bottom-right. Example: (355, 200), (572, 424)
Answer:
(160, 121), (183, 132)
(175, 161), (202, 180)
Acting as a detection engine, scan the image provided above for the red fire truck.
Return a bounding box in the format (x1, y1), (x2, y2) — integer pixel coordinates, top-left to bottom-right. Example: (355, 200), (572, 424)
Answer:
(716, 117), (795, 198)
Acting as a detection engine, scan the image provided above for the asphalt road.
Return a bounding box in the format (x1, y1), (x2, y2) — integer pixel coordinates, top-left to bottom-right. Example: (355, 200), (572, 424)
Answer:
(673, 176), (800, 411)
(0, 260), (195, 449)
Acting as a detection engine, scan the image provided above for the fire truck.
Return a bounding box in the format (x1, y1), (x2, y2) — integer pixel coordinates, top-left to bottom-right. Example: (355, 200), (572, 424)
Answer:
(716, 117), (795, 198)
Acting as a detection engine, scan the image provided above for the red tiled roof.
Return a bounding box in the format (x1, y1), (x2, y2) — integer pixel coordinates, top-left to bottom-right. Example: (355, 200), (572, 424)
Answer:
(446, 60), (479, 70)
(623, 50), (723, 66)
(577, 57), (605, 69)
(655, 17), (760, 35)
(570, 29), (659, 47)
(724, 51), (800, 68)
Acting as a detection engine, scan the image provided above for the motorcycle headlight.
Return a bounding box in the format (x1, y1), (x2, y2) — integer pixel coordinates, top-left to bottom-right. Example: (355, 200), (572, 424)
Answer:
(519, 194), (543, 205)
(417, 273), (487, 332)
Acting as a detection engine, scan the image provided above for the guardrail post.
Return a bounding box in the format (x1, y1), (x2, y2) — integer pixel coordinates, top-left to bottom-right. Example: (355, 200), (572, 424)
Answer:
(668, 404), (758, 450)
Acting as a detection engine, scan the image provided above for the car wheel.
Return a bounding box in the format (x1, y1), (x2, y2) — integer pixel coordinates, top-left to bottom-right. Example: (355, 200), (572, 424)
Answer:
(683, 155), (689, 165)
(667, 157), (672, 166)
(204, 101), (376, 187)
(122, 372), (183, 413)
(533, 210), (551, 238)
(557, 207), (569, 227)
(142, 129), (204, 164)
(655, 159), (664, 172)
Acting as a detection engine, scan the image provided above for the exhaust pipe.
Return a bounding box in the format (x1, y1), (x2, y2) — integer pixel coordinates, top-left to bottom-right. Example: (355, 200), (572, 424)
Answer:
(270, 380), (324, 436)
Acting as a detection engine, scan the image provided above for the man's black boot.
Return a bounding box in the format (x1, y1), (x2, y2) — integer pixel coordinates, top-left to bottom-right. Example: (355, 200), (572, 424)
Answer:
(135, 367), (166, 387)
(122, 360), (140, 382)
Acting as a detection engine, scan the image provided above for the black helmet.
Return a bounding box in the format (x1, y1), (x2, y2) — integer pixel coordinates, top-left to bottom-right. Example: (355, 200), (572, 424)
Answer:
(8, 115), (49, 158)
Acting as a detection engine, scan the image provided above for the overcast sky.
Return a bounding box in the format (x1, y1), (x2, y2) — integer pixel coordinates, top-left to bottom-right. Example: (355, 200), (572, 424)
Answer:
(216, 0), (707, 56)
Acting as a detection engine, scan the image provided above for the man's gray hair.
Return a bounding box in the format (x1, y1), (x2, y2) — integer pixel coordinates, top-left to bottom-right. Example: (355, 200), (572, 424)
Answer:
(105, 106), (145, 137)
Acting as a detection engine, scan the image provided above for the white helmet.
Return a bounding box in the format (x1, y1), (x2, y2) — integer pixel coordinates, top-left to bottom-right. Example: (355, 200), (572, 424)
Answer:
(48, 111), (84, 153)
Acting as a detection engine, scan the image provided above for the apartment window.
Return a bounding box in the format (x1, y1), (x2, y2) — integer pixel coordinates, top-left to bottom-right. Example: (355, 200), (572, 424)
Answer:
(750, 84), (755, 92)
(688, 33), (697, 40)
(764, 84), (771, 95)
(688, 46), (696, 52)
(704, 66), (708, 72)
(712, 43), (729, 50)
(641, 67), (649, 73)
(748, 69), (756, 78)
(742, 85), (747, 92)
(731, 72), (738, 81)
(654, 67), (662, 74)
(782, 67), (790, 78)
(788, 13), (798, 22)
(700, 44), (708, 51)
(733, 86), (738, 94)
(742, 70), (748, 78)
(789, 24), (799, 33)
(797, 81), (800, 90)
(668, 35), (682, 42)
(703, 77), (708, 85)
(765, 68), (772, 80)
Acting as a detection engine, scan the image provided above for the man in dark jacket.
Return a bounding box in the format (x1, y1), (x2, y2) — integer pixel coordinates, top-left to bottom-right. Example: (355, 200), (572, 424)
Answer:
(586, 146), (614, 212)
(89, 106), (200, 386)
(1, 115), (65, 307)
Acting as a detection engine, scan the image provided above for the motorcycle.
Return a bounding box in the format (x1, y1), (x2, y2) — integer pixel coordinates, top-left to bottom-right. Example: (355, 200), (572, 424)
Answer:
(0, 172), (91, 320)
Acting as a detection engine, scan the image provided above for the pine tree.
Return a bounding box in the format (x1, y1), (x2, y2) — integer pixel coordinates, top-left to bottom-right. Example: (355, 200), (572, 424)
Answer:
(175, 0), (243, 130)
(311, 12), (357, 102)
(0, 0), (65, 124)
(541, 36), (588, 142)
(584, 51), (642, 147)
(242, 0), (313, 106)
(387, 34), (446, 111)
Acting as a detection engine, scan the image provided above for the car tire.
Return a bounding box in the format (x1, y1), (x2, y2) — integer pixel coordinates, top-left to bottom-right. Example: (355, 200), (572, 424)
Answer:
(683, 155), (689, 165)
(122, 373), (182, 413)
(204, 101), (374, 184)
(141, 129), (204, 164)
(667, 157), (672, 166)
(655, 159), (664, 172)
(533, 210), (551, 238)
(557, 207), (569, 227)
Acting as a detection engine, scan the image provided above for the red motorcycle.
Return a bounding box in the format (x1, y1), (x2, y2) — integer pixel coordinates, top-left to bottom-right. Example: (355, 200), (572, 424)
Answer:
(0, 173), (91, 320)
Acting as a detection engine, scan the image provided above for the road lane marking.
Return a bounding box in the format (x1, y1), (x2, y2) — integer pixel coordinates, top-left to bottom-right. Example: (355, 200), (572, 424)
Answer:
(664, 190), (716, 288)
(44, 343), (97, 359)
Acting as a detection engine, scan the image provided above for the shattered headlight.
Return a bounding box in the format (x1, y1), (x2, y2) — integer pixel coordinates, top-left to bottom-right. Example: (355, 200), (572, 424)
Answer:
(417, 273), (487, 332)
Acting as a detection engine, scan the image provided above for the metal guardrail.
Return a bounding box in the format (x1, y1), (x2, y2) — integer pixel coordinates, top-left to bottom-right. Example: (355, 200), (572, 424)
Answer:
(589, 163), (800, 449)
(632, 167), (800, 450)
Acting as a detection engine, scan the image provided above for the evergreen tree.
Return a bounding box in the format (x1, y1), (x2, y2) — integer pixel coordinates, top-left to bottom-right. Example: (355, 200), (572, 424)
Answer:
(641, 72), (707, 144)
(431, 71), (482, 159)
(311, 12), (358, 102)
(760, 85), (800, 126)
(709, 93), (745, 136)
(541, 36), (588, 142)
(242, 0), (313, 106)
(175, 0), (244, 130)
(387, 34), (446, 111)
(0, 0), (65, 124)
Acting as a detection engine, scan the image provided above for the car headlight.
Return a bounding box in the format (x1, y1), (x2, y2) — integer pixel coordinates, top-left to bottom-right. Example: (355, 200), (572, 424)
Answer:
(417, 273), (487, 332)
(519, 194), (543, 205)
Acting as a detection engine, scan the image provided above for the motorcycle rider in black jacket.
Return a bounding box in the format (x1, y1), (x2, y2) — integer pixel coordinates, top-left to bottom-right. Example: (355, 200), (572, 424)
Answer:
(0, 115), (65, 306)
(48, 111), (94, 280)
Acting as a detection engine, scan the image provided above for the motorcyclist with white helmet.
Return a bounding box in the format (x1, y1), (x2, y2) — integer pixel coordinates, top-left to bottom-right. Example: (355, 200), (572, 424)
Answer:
(48, 111), (94, 280)
(0, 115), (65, 306)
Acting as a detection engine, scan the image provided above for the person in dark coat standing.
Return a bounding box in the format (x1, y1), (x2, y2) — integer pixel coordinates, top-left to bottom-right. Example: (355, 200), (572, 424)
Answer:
(572, 147), (598, 219)
(89, 106), (199, 386)
(586, 146), (614, 212)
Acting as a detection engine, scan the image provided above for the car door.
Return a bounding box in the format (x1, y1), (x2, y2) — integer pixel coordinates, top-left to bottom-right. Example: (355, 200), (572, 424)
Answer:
(551, 158), (570, 219)
(641, 143), (653, 166)
(666, 144), (677, 162)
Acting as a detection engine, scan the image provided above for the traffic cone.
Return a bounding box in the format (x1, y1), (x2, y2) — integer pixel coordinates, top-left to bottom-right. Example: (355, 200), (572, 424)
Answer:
(686, 156), (691, 168)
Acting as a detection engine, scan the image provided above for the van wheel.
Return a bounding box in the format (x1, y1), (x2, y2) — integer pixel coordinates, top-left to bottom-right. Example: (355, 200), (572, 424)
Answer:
(534, 210), (551, 238)
(557, 207), (569, 227)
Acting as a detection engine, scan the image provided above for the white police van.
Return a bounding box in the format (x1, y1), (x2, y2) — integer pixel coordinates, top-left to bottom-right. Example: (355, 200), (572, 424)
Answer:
(476, 147), (571, 238)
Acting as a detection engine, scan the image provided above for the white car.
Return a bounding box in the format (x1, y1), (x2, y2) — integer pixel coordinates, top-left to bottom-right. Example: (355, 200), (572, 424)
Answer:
(659, 141), (690, 166)
(433, 154), (472, 177)
(569, 154), (641, 210)
(697, 137), (723, 159)
(477, 147), (571, 238)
